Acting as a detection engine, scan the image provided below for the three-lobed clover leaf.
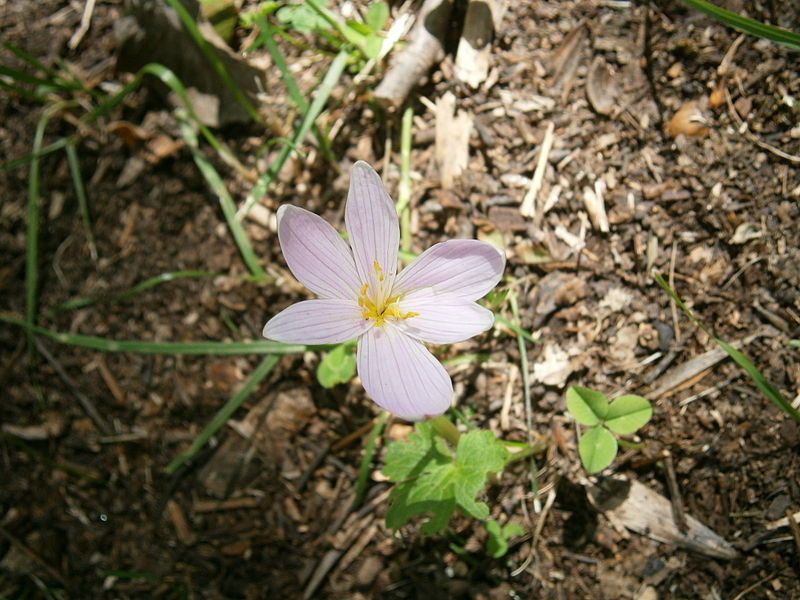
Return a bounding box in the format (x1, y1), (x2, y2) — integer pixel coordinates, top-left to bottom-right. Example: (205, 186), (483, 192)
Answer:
(566, 386), (652, 474)
(383, 424), (509, 534)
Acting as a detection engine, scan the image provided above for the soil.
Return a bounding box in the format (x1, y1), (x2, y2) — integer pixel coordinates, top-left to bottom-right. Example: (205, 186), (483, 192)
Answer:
(2, 0), (800, 598)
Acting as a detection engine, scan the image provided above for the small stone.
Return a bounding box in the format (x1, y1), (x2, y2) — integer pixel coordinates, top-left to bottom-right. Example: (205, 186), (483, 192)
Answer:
(356, 556), (382, 587)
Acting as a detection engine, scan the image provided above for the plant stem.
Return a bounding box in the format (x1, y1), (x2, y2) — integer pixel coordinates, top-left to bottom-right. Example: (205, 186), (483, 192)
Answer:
(428, 415), (460, 447)
(397, 105), (413, 251)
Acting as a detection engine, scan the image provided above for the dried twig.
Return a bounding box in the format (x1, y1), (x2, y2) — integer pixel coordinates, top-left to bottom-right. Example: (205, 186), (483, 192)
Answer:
(786, 509), (800, 563)
(511, 487), (556, 577)
(520, 121), (555, 221)
(374, 0), (454, 109)
(662, 451), (688, 533)
(35, 339), (111, 435)
(68, 0), (96, 50)
(669, 240), (680, 343)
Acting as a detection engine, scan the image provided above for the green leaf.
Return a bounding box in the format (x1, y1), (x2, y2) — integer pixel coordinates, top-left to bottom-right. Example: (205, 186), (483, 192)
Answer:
(566, 386), (609, 426)
(678, 0), (800, 51)
(382, 422), (450, 481)
(384, 425), (508, 533)
(579, 426), (618, 474)
(654, 272), (800, 424)
(316, 342), (356, 388)
(483, 288), (509, 311)
(486, 520), (525, 558)
(451, 430), (508, 519)
(605, 395), (652, 435)
(365, 1), (389, 32)
(277, 1), (331, 33)
(364, 33), (383, 59)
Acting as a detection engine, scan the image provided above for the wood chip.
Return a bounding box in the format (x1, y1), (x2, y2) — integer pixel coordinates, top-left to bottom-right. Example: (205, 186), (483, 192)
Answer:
(454, 0), (507, 88)
(435, 92), (472, 189)
(582, 179), (609, 232)
(647, 336), (754, 399)
(192, 497), (261, 513)
(520, 121), (555, 220)
(589, 479), (738, 560)
(166, 500), (196, 546)
(586, 56), (618, 115)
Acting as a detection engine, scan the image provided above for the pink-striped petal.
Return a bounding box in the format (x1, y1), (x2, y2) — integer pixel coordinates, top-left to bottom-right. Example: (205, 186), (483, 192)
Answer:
(396, 295), (494, 344)
(277, 205), (361, 300)
(263, 299), (370, 344)
(357, 325), (452, 421)
(392, 239), (505, 301)
(345, 161), (399, 292)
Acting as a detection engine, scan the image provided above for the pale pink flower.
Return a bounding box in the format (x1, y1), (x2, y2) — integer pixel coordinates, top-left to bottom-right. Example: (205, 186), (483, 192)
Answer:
(263, 161), (505, 420)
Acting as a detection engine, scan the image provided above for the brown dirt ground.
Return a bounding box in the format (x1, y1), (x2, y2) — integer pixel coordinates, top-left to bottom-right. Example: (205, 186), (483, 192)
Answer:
(2, 0), (800, 598)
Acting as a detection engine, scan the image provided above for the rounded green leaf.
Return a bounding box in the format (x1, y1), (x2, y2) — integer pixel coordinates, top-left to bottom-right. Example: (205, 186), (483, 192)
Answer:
(366, 1), (389, 31)
(579, 426), (618, 474)
(605, 395), (652, 435)
(316, 343), (356, 388)
(566, 386), (609, 426)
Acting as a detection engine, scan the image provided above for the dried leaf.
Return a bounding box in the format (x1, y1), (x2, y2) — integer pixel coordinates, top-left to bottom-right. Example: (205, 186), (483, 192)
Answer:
(586, 56), (618, 115)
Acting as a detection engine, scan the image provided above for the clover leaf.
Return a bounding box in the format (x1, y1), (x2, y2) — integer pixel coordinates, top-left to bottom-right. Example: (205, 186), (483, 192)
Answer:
(566, 386), (652, 474)
(605, 394), (652, 435)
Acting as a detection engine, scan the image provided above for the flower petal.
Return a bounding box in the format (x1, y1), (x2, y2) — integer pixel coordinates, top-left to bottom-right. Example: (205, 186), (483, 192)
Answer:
(357, 325), (452, 421)
(263, 299), (370, 344)
(345, 161), (400, 291)
(277, 205), (361, 300)
(392, 239), (505, 301)
(397, 296), (494, 344)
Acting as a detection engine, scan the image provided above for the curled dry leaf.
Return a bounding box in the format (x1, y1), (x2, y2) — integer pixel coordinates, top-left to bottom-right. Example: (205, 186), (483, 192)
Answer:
(666, 101), (709, 138)
(586, 56), (618, 116)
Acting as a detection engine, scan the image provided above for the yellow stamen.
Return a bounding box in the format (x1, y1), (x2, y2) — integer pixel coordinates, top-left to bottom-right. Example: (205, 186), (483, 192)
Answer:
(358, 281), (418, 327)
(373, 259), (385, 282)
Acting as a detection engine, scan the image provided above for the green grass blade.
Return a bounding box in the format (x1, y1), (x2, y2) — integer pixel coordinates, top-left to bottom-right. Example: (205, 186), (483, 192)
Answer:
(653, 271), (800, 423)
(165, 354), (279, 473)
(57, 270), (219, 311)
(352, 411), (388, 509)
(1, 314), (305, 355)
(509, 291), (538, 497)
(4, 63), (249, 180)
(1, 138), (67, 172)
(791, 340), (799, 348)
(494, 314), (537, 345)
(178, 117), (266, 279)
(0, 64), (76, 91)
(163, 0), (262, 123)
(4, 42), (56, 76)
(254, 15), (333, 163)
(678, 0), (800, 50)
(3, 42), (85, 91)
(715, 338), (800, 422)
(241, 49), (349, 216)
(0, 77), (45, 102)
(64, 142), (98, 261)
(26, 109), (58, 350)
